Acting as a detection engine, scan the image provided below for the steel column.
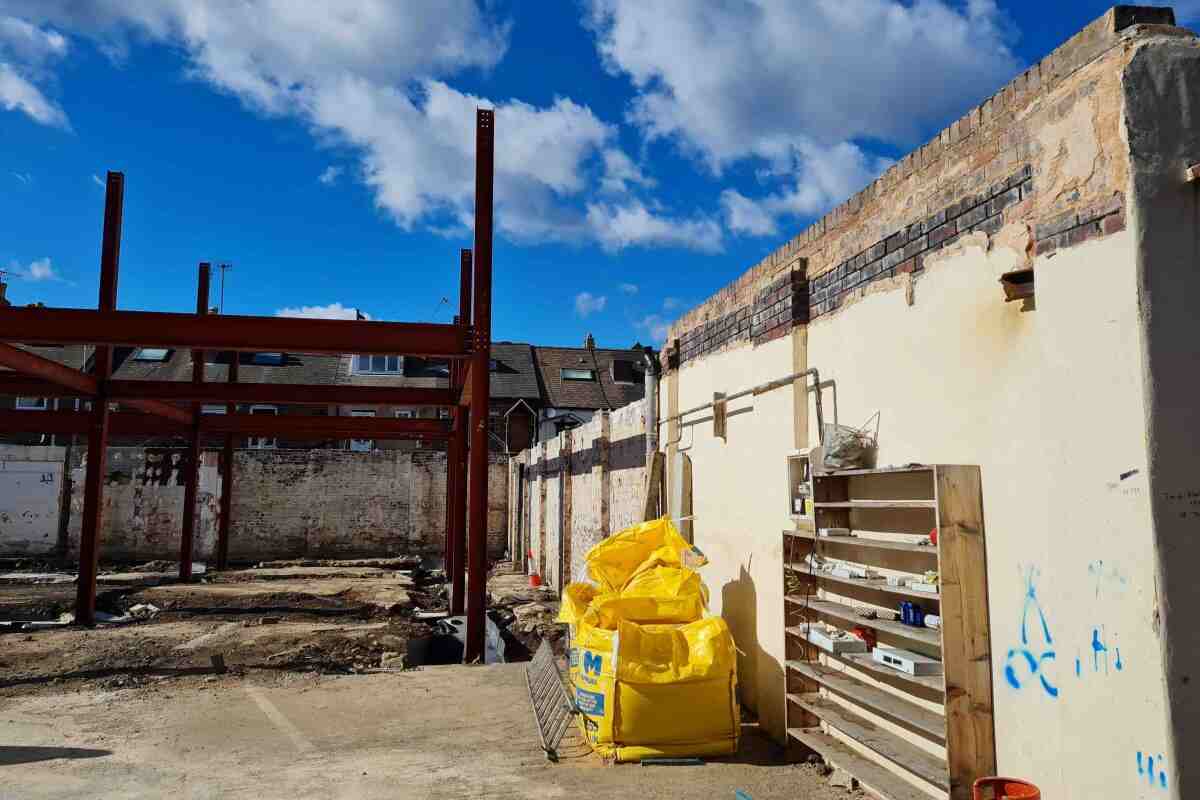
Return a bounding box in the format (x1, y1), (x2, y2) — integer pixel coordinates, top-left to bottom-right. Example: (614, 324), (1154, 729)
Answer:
(450, 247), (472, 616)
(464, 109), (494, 663)
(75, 171), (122, 626)
(178, 264), (209, 581)
(217, 352), (238, 570)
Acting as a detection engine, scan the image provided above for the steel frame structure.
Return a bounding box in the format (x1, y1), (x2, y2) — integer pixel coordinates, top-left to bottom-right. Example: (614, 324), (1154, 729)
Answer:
(0, 110), (495, 662)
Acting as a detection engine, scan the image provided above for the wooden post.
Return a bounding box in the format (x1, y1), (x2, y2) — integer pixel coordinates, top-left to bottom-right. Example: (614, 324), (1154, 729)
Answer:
(179, 263), (210, 581)
(75, 171), (122, 625)
(464, 108), (493, 663)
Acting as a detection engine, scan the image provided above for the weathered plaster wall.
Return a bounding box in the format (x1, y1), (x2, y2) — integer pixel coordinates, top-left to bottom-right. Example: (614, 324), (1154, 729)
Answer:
(649, 9), (1185, 799)
(1124, 33), (1200, 800)
(66, 448), (221, 562)
(49, 447), (506, 563)
(512, 399), (649, 590)
(0, 445), (67, 557)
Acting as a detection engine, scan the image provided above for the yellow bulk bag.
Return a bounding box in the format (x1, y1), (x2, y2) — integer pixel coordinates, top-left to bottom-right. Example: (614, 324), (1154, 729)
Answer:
(571, 617), (739, 762)
(579, 567), (709, 629)
(584, 517), (706, 594)
(559, 582), (602, 626)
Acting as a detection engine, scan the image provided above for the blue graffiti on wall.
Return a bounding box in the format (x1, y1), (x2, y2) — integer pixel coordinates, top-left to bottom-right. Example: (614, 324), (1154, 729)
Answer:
(1137, 751), (1169, 790)
(1004, 567), (1058, 698)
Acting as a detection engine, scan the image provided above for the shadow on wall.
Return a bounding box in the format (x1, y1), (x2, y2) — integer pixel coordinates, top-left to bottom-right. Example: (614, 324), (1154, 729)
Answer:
(722, 562), (783, 729)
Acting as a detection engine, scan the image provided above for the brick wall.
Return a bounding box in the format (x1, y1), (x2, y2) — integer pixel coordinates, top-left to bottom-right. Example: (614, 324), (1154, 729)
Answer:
(56, 446), (507, 563)
(511, 399), (649, 589)
(666, 6), (1168, 360)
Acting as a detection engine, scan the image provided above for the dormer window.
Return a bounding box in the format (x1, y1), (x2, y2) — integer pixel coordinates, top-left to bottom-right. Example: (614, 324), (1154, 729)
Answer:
(355, 355), (402, 374)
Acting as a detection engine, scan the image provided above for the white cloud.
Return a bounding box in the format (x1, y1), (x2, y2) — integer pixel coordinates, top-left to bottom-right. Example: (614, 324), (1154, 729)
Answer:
(90, 173), (103, 187)
(587, 0), (1018, 171)
(0, 15), (70, 128)
(721, 189), (778, 237)
(618, 282), (638, 295)
(10, 170), (29, 183)
(586, 200), (722, 253)
(662, 297), (681, 311)
(9, 256), (61, 281)
(574, 291), (607, 317)
(317, 165), (343, 185)
(635, 313), (672, 344)
(4, 2), (710, 251)
(275, 302), (369, 320)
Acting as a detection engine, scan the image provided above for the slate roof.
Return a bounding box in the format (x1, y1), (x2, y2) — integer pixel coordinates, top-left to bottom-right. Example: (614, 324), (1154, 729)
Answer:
(532, 347), (646, 410)
(109, 342), (542, 401)
(3, 344), (94, 374)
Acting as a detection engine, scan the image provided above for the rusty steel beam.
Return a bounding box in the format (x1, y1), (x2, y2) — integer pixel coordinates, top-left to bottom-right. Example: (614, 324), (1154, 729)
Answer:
(217, 351), (238, 571)
(0, 344), (190, 425)
(0, 307), (468, 357)
(179, 263), (210, 581)
(76, 170), (122, 626)
(448, 410), (467, 616)
(465, 108), (494, 663)
(0, 375), (458, 408)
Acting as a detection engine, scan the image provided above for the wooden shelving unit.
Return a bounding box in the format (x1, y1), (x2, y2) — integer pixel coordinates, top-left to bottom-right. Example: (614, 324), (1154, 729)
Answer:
(783, 465), (995, 800)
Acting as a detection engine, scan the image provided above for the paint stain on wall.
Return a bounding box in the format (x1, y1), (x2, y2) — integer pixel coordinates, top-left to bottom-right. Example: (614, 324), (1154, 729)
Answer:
(1004, 566), (1058, 698)
(1137, 751), (1169, 790)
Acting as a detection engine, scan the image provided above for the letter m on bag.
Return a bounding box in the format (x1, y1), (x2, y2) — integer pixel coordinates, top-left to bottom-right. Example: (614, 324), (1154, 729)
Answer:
(583, 651), (602, 676)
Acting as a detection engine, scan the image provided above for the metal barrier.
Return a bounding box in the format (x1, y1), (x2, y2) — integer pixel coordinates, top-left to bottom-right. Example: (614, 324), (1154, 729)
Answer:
(525, 639), (577, 761)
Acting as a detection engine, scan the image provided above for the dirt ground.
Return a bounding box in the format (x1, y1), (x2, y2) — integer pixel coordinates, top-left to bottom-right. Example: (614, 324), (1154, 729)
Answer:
(0, 664), (859, 800)
(0, 562), (857, 799)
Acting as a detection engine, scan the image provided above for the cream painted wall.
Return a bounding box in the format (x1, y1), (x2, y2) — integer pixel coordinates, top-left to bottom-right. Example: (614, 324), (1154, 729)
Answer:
(802, 231), (1168, 798)
(670, 334), (798, 740)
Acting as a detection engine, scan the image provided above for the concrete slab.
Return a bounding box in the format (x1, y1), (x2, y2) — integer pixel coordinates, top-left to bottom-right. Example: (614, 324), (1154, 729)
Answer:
(0, 665), (843, 800)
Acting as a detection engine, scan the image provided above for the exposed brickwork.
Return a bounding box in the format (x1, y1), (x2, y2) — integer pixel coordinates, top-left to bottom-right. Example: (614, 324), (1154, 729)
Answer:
(809, 166), (1035, 317)
(666, 7), (1172, 351)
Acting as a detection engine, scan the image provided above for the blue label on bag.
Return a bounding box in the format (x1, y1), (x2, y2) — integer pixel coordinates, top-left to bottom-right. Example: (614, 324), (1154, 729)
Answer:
(576, 687), (605, 715)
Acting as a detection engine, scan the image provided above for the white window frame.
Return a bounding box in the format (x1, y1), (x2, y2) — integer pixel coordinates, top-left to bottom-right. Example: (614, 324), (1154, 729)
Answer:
(133, 347), (171, 362)
(353, 354), (403, 374)
(350, 409), (375, 452)
(16, 396), (48, 411)
(247, 404), (278, 449)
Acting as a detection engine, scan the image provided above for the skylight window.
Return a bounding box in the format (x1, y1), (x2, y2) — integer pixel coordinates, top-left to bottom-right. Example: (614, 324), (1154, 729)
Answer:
(251, 352), (286, 366)
(134, 348), (170, 361)
(561, 368), (596, 381)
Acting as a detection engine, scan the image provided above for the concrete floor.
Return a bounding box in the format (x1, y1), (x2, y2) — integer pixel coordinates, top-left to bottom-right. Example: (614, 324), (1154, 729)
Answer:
(1, 664), (854, 800)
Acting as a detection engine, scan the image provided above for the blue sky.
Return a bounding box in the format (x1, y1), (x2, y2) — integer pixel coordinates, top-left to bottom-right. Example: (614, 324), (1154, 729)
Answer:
(1, 1), (1189, 348)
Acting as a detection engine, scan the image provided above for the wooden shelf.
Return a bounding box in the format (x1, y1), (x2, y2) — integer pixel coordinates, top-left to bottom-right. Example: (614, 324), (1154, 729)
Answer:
(819, 465), (933, 477)
(786, 727), (941, 800)
(815, 499), (936, 510)
(789, 694), (950, 793)
(787, 661), (945, 745)
(786, 565), (941, 601)
(788, 597), (942, 649)
(788, 656), (944, 701)
(785, 529), (938, 557)
(785, 464), (993, 800)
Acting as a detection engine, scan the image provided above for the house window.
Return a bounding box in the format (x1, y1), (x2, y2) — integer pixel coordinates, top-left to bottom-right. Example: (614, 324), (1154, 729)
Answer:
(134, 348), (170, 361)
(611, 359), (639, 384)
(16, 397), (48, 410)
(251, 352), (285, 366)
(201, 404), (227, 415)
(395, 408), (415, 419)
(354, 355), (402, 374)
(247, 405), (277, 449)
(350, 409), (375, 452)
(437, 408), (450, 420)
(561, 368), (596, 381)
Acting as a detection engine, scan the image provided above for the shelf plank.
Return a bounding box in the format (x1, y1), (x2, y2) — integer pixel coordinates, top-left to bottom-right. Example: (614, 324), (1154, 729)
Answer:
(790, 694), (950, 792)
(816, 500), (937, 509)
(819, 466), (934, 477)
(786, 565), (941, 601)
(785, 529), (938, 558)
(789, 597), (942, 649)
(787, 727), (941, 800)
(788, 661), (945, 745)
(788, 656), (944, 702)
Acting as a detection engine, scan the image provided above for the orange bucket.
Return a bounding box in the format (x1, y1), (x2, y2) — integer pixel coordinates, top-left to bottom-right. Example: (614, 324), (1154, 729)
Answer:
(529, 573), (543, 588)
(973, 777), (1040, 800)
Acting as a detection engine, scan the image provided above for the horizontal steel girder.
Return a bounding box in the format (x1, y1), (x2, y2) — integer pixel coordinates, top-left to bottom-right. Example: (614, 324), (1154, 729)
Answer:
(0, 307), (470, 357)
(0, 410), (450, 440)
